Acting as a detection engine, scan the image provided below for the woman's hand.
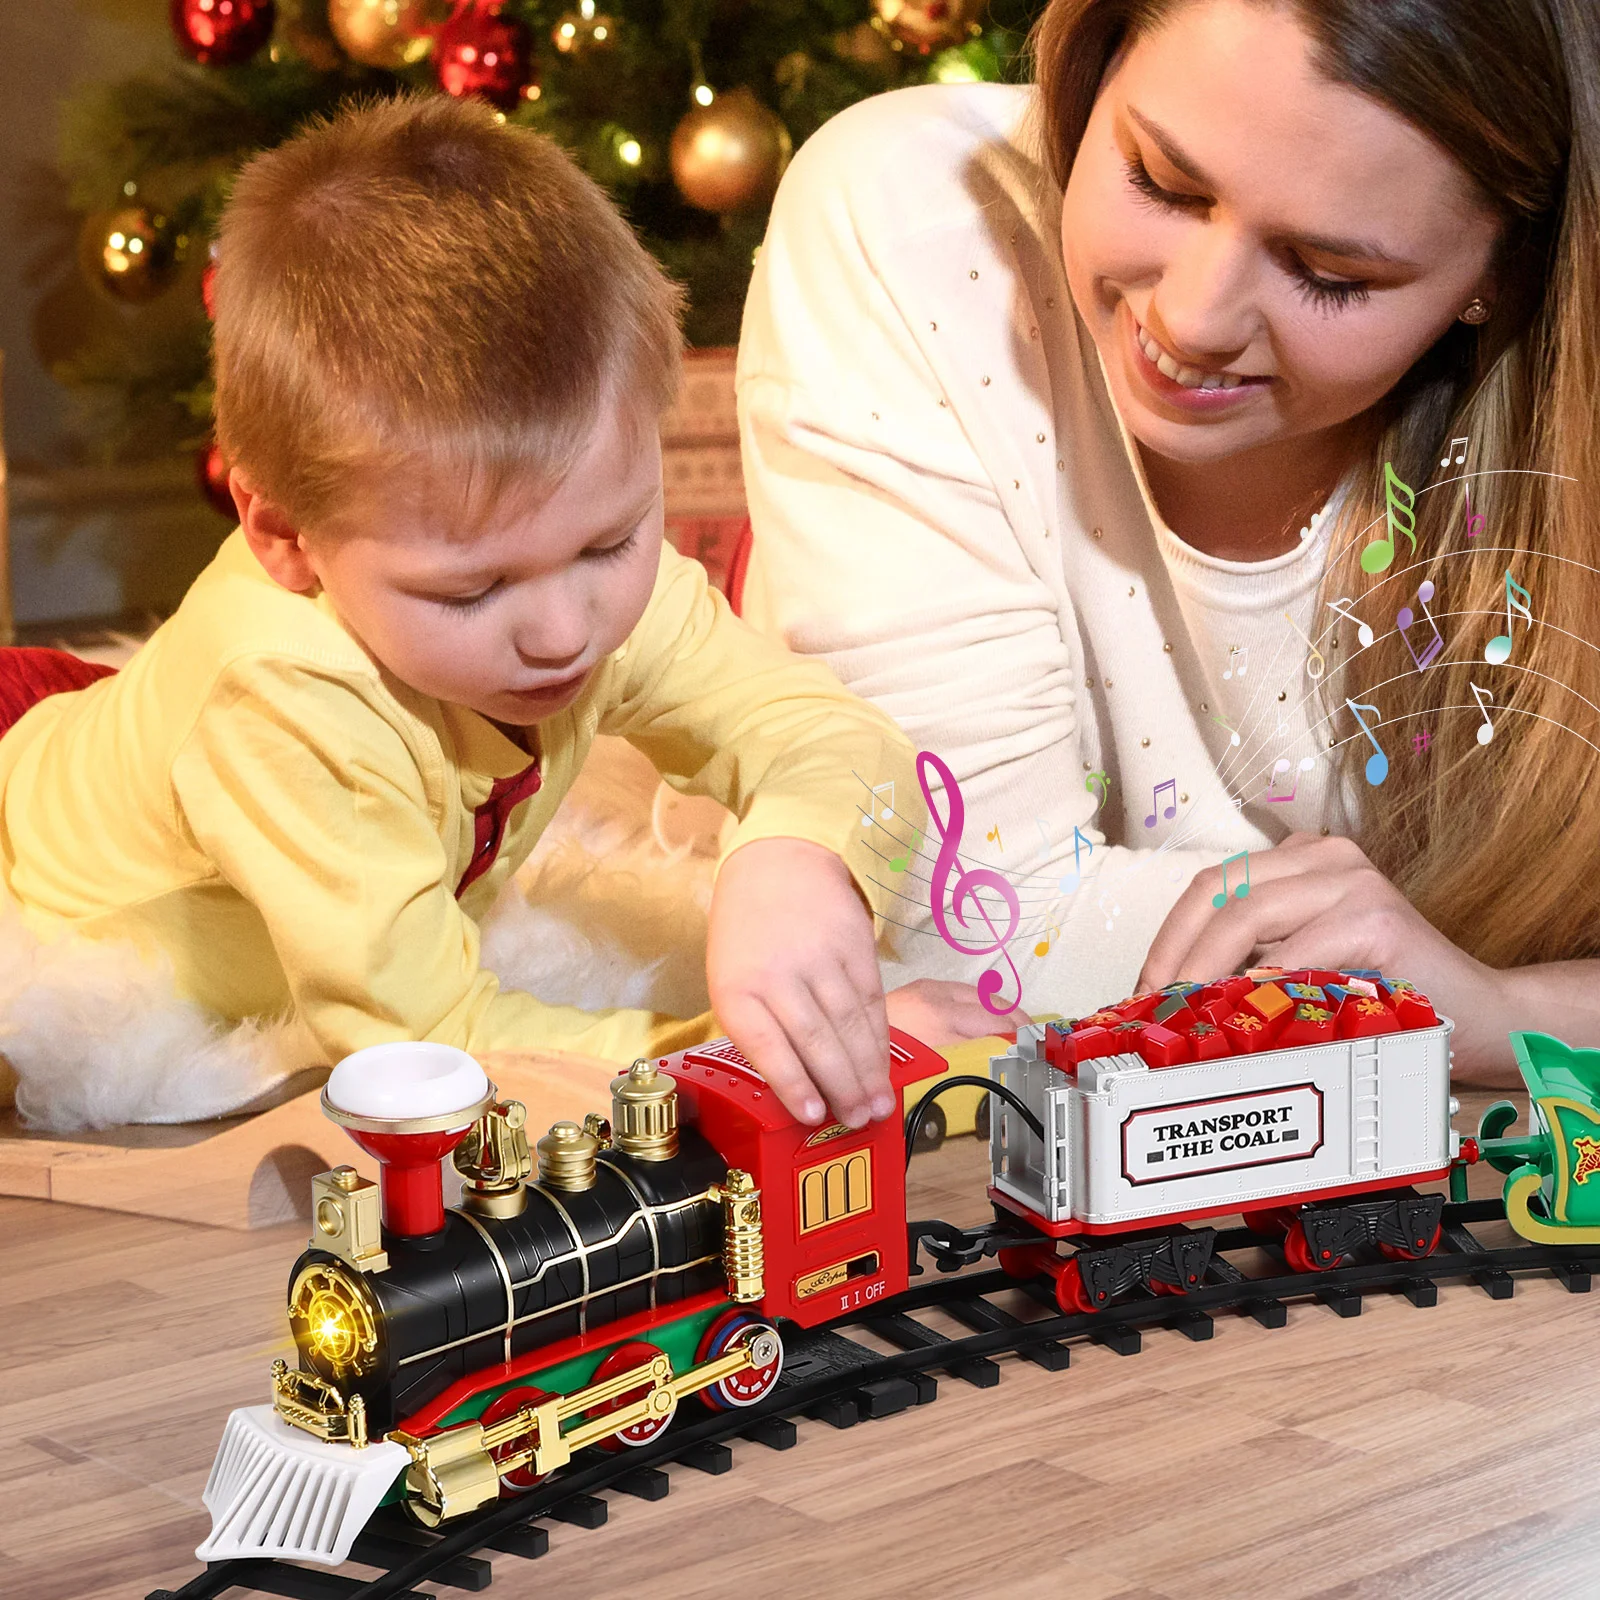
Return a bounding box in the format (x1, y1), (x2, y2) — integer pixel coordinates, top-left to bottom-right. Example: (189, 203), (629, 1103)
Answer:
(707, 837), (894, 1129)
(885, 978), (1029, 1049)
(1138, 832), (1515, 1083)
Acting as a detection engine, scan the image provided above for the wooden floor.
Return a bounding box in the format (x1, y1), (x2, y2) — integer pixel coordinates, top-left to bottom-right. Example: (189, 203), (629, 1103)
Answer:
(4, 1089), (1597, 1600)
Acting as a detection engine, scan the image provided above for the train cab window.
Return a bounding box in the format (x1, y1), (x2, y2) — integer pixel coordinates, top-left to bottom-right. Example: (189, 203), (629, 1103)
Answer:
(798, 1149), (873, 1234)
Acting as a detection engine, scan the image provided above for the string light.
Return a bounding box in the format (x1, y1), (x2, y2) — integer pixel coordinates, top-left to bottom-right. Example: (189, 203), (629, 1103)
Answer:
(693, 82), (714, 106)
(618, 137), (642, 166)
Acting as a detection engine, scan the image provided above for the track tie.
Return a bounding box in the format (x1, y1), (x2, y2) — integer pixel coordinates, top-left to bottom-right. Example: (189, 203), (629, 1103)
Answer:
(804, 1395), (859, 1428)
(484, 1526), (548, 1561)
(1317, 1285), (1362, 1318)
(348, 1530), (491, 1592)
(850, 1376), (919, 1419)
(1172, 1308), (1213, 1342)
(210, 1561), (430, 1599)
(1206, 1256), (1286, 1327)
(1403, 1277), (1438, 1308)
(1441, 1224), (1514, 1298)
(680, 1441), (733, 1475)
(909, 1372), (939, 1404)
(1090, 1322), (1141, 1356)
(1553, 1262), (1592, 1294)
(550, 1494), (608, 1529)
(615, 1467), (670, 1500)
(941, 1295), (1071, 1371)
(742, 1416), (797, 1449)
(866, 1312), (1001, 1387)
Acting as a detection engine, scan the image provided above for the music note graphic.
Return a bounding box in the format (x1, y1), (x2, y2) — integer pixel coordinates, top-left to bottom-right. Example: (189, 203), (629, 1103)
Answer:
(1265, 755), (1316, 803)
(916, 751), (1023, 1016)
(888, 825), (923, 873)
(1396, 579), (1445, 671)
(1210, 713), (1241, 747)
(1034, 918), (1060, 959)
(1327, 597), (1376, 650)
(1484, 570), (1533, 665)
(1440, 435), (1468, 468)
(1361, 461), (1417, 575)
(1283, 611), (1326, 680)
(859, 781), (895, 826)
(1143, 778), (1178, 829)
(1211, 849), (1251, 909)
(1058, 825), (1094, 894)
(1464, 483), (1486, 539)
(1469, 681), (1496, 746)
(1097, 890), (1121, 932)
(1345, 698), (1390, 786)
(1084, 770), (1109, 809)
(1223, 645), (1248, 680)
(986, 823), (1004, 851)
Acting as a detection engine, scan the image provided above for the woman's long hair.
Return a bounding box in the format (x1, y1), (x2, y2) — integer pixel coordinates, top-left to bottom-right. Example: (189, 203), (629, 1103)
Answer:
(1035, 0), (1600, 969)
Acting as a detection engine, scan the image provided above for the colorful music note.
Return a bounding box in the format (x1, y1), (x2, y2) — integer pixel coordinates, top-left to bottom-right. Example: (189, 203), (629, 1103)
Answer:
(916, 751), (1023, 1016)
(1397, 579), (1444, 671)
(860, 781), (895, 826)
(1084, 770), (1109, 809)
(1464, 483), (1485, 539)
(1211, 849), (1251, 908)
(1327, 597), (1375, 649)
(1143, 778), (1178, 829)
(1484, 570), (1533, 665)
(1265, 755), (1316, 803)
(1058, 825), (1094, 894)
(986, 823), (1004, 851)
(1283, 611), (1326, 680)
(888, 825), (923, 872)
(1441, 435), (1468, 469)
(1345, 698), (1390, 786)
(1223, 645), (1248, 680)
(1361, 461), (1417, 575)
(1034, 918), (1060, 959)
(1210, 713), (1241, 747)
(1470, 682), (1496, 746)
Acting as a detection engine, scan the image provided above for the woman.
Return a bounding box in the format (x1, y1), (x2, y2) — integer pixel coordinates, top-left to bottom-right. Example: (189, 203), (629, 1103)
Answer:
(737, 0), (1600, 1083)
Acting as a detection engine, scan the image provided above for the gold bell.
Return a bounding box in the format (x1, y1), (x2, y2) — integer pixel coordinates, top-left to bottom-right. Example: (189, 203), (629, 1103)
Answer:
(610, 1059), (679, 1160)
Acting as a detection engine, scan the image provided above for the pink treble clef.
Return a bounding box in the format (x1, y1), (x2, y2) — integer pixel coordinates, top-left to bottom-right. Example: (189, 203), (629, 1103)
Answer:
(915, 751), (1023, 1015)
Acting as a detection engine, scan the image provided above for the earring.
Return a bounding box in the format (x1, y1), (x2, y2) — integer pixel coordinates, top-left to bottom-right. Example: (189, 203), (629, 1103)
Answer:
(1459, 298), (1492, 324)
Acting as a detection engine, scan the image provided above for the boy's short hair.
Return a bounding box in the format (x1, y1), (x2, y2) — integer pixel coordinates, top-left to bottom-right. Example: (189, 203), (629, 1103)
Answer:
(212, 93), (684, 533)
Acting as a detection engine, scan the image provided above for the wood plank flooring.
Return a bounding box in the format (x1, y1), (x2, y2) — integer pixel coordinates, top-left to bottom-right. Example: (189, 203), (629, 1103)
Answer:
(3, 1088), (1595, 1600)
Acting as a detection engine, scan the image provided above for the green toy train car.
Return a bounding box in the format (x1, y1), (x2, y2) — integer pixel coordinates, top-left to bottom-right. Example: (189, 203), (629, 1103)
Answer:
(1478, 1032), (1600, 1244)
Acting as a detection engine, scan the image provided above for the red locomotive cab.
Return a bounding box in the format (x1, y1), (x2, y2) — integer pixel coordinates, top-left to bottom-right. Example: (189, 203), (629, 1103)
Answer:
(658, 1029), (940, 1328)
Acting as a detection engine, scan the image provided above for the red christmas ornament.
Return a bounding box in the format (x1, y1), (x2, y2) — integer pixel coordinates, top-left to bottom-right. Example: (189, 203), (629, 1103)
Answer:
(200, 252), (220, 320)
(197, 442), (237, 519)
(435, 3), (534, 111)
(170, 0), (277, 66)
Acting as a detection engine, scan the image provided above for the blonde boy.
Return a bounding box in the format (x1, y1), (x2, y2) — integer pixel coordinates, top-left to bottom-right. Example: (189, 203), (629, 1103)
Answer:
(0, 96), (988, 1134)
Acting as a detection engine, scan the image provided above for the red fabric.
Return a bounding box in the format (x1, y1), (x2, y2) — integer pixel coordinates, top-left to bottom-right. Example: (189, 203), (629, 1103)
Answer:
(724, 518), (754, 618)
(454, 760), (544, 898)
(0, 648), (118, 741)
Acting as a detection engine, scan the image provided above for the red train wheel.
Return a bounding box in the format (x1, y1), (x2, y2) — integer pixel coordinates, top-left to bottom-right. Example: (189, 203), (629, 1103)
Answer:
(695, 1310), (784, 1411)
(1242, 1207), (1297, 1239)
(478, 1385), (552, 1490)
(1378, 1222), (1443, 1262)
(1054, 1257), (1105, 1314)
(589, 1341), (676, 1449)
(1283, 1221), (1346, 1273)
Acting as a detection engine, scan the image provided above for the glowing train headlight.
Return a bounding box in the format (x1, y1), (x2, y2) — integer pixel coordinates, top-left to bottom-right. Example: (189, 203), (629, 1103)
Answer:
(289, 1261), (382, 1380)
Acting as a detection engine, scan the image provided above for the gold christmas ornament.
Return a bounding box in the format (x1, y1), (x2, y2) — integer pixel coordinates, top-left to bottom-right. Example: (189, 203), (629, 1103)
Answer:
(669, 89), (792, 215)
(871, 0), (982, 55)
(328, 0), (451, 68)
(551, 7), (617, 54)
(79, 206), (181, 303)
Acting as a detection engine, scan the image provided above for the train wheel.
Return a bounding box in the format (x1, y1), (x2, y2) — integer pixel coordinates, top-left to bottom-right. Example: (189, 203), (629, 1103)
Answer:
(974, 1097), (991, 1143)
(1283, 1221), (1345, 1273)
(695, 1310), (784, 1410)
(589, 1341), (676, 1449)
(1378, 1222), (1443, 1262)
(1242, 1207), (1297, 1239)
(1054, 1256), (1104, 1314)
(911, 1102), (947, 1154)
(478, 1385), (552, 1491)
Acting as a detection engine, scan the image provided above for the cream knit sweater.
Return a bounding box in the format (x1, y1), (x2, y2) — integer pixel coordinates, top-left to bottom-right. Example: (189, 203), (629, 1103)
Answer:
(738, 82), (1364, 1018)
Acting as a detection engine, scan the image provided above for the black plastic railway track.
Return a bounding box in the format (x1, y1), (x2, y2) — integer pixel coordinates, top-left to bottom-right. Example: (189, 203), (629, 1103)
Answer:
(149, 1198), (1600, 1600)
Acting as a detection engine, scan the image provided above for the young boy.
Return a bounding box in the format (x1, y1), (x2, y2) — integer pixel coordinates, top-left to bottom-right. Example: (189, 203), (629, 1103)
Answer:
(0, 95), (990, 1135)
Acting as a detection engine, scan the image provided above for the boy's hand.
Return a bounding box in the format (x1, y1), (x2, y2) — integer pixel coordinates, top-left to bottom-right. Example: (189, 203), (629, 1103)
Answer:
(707, 837), (891, 1129)
(885, 978), (1029, 1048)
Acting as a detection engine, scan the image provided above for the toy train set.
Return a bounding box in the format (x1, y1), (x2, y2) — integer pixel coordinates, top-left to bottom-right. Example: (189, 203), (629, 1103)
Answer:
(193, 967), (1600, 1577)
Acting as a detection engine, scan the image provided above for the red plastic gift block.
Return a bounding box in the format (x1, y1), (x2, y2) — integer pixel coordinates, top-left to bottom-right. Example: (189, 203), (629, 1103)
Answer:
(1137, 1023), (1193, 1068)
(1283, 983), (1327, 1004)
(1077, 1009), (1124, 1032)
(1108, 1020), (1149, 1053)
(1242, 983), (1293, 1028)
(1394, 991), (1440, 1029)
(1337, 996), (1402, 1038)
(1278, 1002), (1337, 1048)
(1186, 1021), (1233, 1060)
(1115, 993), (1163, 1023)
(1055, 1025), (1119, 1065)
(1220, 1011), (1275, 1053)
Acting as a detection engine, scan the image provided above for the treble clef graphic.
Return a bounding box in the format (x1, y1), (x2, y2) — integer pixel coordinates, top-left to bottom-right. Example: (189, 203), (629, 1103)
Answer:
(915, 751), (1022, 1015)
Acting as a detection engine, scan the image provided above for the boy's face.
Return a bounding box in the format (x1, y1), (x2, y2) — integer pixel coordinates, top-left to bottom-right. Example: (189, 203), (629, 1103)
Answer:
(300, 406), (665, 728)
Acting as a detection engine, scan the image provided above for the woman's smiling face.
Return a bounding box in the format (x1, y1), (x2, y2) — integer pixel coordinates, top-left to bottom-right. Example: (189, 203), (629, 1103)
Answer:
(1059, 0), (1502, 466)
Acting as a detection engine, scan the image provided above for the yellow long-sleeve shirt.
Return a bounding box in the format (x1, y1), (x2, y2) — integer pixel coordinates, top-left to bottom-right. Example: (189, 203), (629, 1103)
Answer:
(0, 532), (921, 1067)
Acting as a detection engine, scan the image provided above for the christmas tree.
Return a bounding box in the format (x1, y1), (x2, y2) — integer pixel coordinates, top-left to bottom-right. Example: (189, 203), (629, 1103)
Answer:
(56, 0), (1041, 510)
